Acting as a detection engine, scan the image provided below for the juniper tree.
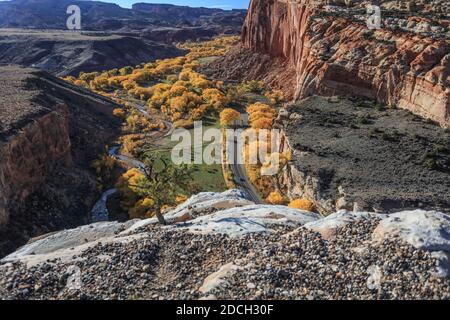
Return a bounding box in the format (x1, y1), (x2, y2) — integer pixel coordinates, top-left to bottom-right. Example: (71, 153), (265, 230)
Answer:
(134, 150), (194, 225)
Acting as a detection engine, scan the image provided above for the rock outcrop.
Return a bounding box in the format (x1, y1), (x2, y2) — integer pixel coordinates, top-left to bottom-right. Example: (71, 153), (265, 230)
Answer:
(0, 190), (321, 267)
(276, 96), (450, 215)
(1, 190), (449, 299)
(211, 0), (450, 127)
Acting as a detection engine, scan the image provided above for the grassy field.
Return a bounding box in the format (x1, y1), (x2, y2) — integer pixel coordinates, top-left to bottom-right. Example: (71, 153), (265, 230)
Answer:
(145, 117), (227, 194)
(197, 56), (220, 66)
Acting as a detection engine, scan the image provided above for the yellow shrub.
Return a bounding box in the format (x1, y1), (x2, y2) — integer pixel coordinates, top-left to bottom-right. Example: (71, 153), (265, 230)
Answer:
(168, 84), (188, 97)
(246, 103), (277, 129)
(119, 66), (133, 76)
(121, 134), (146, 156)
(249, 111), (275, 123)
(175, 195), (188, 204)
(129, 197), (154, 219)
(63, 76), (76, 83)
(203, 88), (228, 110)
(220, 108), (241, 127)
(190, 75), (211, 89)
(179, 69), (192, 81)
(74, 79), (88, 88)
(115, 168), (145, 212)
(122, 80), (136, 90)
(266, 191), (285, 205)
(169, 95), (189, 113)
(171, 111), (183, 122)
(113, 108), (126, 119)
(251, 117), (273, 129)
(173, 118), (194, 129)
(79, 71), (99, 82)
(190, 107), (204, 121)
(246, 103), (276, 115)
(265, 89), (285, 105)
(288, 198), (316, 212)
(125, 112), (160, 133)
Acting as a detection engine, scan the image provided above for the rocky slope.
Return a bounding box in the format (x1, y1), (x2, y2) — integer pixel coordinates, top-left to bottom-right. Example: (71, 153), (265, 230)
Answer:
(0, 0), (246, 76)
(275, 96), (450, 215)
(0, 66), (121, 256)
(0, 190), (449, 300)
(209, 0), (450, 127)
(0, 30), (185, 77)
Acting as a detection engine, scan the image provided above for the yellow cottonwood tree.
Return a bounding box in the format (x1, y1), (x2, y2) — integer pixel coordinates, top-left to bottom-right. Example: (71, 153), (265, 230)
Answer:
(220, 108), (241, 127)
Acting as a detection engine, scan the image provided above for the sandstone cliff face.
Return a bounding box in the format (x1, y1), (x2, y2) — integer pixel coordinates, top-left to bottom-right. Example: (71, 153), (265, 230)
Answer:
(238, 0), (450, 127)
(0, 107), (72, 225)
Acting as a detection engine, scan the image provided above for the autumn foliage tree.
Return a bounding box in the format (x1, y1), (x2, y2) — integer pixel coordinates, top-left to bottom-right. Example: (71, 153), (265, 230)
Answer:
(91, 152), (116, 190)
(115, 168), (145, 214)
(265, 89), (285, 105)
(113, 108), (126, 120)
(66, 36), (240, 128)
(202, 88), (228, 111)
(266, 191), (285, 205)
(288, 198), (316, 212)
(246, 103), (277, 129)
(132, 150), (195, 225)
(220, 108), (241, 127)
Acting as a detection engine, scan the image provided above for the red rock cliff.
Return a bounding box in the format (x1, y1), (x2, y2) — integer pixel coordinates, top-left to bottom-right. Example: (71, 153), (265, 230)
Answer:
(239, 0), (450, 127)
(0, 107), (72, 225)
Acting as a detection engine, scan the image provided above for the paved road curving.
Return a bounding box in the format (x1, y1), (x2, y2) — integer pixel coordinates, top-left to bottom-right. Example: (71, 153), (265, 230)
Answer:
(230, 139), (264, 204)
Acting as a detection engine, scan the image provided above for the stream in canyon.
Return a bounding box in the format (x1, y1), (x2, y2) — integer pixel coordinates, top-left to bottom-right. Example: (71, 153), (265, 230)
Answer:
(89, 102), (164, 223)
(89, 98), (177, 223)
(90, 145), (147, 223)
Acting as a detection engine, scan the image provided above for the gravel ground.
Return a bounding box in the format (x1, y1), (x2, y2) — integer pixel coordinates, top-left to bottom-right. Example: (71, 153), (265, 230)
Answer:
(0, 66), (51, 139)
(0, 217), (448, 300)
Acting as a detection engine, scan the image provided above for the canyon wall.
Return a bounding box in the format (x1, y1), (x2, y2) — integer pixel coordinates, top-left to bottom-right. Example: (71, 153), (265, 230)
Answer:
(226, 0), (450, 126)
(0, 66), (122, 256)
(0, 107), (72, 225)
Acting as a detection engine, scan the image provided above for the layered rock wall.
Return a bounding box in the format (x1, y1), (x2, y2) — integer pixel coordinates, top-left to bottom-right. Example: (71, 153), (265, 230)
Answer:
(240, 0), (450, 126)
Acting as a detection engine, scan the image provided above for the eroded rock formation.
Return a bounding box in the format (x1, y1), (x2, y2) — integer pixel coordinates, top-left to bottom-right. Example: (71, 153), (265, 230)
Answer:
(211, 0), (450, 126)
(1, 190), (449, 299)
